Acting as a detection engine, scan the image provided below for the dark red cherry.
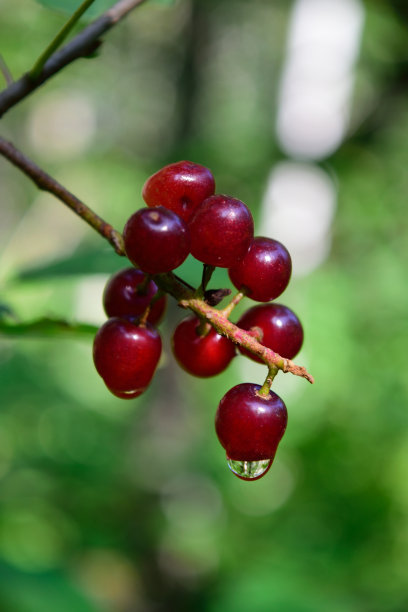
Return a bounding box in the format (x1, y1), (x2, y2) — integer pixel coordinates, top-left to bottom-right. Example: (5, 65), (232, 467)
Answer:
(172, 315), (236, 377)
(103, 268), (167, 325)
(142, 161), (215, 222)
(189, 195), (254, 267)
(215, 383), (287, 461)
(123, 206), (190, 274)
(237, 303), (303, 362)
(93, 318), (162, 395)
(229, 236), (292, 302)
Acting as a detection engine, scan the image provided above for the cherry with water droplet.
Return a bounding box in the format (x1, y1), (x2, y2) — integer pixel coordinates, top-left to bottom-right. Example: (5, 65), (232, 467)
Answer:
(215, 383), (287, 479)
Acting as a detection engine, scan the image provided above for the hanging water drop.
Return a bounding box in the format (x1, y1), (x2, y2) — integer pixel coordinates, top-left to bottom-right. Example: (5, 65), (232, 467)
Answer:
(227, 457), (273, 481)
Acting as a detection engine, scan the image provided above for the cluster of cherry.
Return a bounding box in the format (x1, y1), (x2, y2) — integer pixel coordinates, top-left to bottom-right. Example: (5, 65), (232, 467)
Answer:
(93, 162), (304, 480)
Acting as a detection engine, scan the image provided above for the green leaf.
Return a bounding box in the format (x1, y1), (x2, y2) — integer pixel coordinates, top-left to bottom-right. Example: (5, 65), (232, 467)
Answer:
(35, 0), (114, 19)
(0, 564), (99, 612)
(35, 0), (175, 18)
(0, 303), (18, 322)
(0, 318), (98, 338)
(18, 247), (124, 280)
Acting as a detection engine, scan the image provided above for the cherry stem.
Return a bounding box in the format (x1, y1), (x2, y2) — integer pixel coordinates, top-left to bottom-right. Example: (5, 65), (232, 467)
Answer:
(138, 305), (150, 327)
(137, 273), (152, 295)
(195, 264), (215, 298)
(221, 290), (246, 318)
(202, 264), (215, 291)
(257, 366), (278, 397)
(196, 317), (212, 337)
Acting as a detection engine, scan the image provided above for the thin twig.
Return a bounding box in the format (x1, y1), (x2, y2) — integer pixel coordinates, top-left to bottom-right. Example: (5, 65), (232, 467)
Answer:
(0, 136), (125, 255)
(0, 55), (13, 86)
(29, 0), (97, 80)
(0, 0), (148, 118)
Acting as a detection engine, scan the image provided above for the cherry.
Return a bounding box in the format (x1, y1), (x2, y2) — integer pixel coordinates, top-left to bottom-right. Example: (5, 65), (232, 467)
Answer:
(142, 160), (215, 222)
(215, 383), (287, 461)
(103, 267), (166, 325)
(229, 236), (291, 302)
(123, 206), (190, 274)
(93, 317), (162, 396)
(189, 195), (254, 267)
(237, 303), (303, 362)
(172, 315), (236, 377)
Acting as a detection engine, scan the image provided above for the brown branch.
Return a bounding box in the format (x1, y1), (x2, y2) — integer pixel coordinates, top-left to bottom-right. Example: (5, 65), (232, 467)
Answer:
(180, 297), (315, 384)
(0, 0), (148, 118)
(0, 136), (125, 255)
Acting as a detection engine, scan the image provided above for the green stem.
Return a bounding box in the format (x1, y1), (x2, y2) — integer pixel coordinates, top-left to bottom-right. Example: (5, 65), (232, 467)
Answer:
(257, 366), (279, 397)
(196, 316), (212, 337)
(29, 0), (96, 80)
(0, 54), (13, 86)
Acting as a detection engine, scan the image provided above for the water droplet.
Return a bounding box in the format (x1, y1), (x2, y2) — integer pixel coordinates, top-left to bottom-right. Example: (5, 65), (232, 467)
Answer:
(227, 457), (273, 481)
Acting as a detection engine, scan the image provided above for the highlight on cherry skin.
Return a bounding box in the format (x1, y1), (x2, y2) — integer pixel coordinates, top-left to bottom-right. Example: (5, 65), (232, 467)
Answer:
(91, 160), (313, 482)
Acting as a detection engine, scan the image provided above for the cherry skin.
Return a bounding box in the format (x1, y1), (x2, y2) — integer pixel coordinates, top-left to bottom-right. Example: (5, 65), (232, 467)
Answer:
(172, 315), (236, 377)
(93, 317), (162, 395)
(215, 383), (288, 461)
(237, 303), (303, 363)
(123, 206), (190, 274)
(229, 236), (292, 302)
(103, 267), (166, 325)
(142, 160), (215, 222)
(189, 195), (254, 267)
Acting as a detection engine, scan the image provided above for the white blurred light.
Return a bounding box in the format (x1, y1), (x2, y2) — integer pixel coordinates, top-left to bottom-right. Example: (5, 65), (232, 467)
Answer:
(260, 161), (336, 276)
(74, 275), (108, 324)
(0, 193), (87, 283)
(27, 92), (97, 158)
(276, 0), (364, 159)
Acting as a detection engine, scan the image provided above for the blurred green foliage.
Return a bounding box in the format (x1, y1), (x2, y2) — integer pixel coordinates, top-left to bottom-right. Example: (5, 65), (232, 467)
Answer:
(0, 0), (408, 610)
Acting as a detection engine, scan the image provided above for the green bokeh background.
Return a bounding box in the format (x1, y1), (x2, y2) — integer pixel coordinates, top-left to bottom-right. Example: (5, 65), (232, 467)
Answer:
(0, 0), (407, 610)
